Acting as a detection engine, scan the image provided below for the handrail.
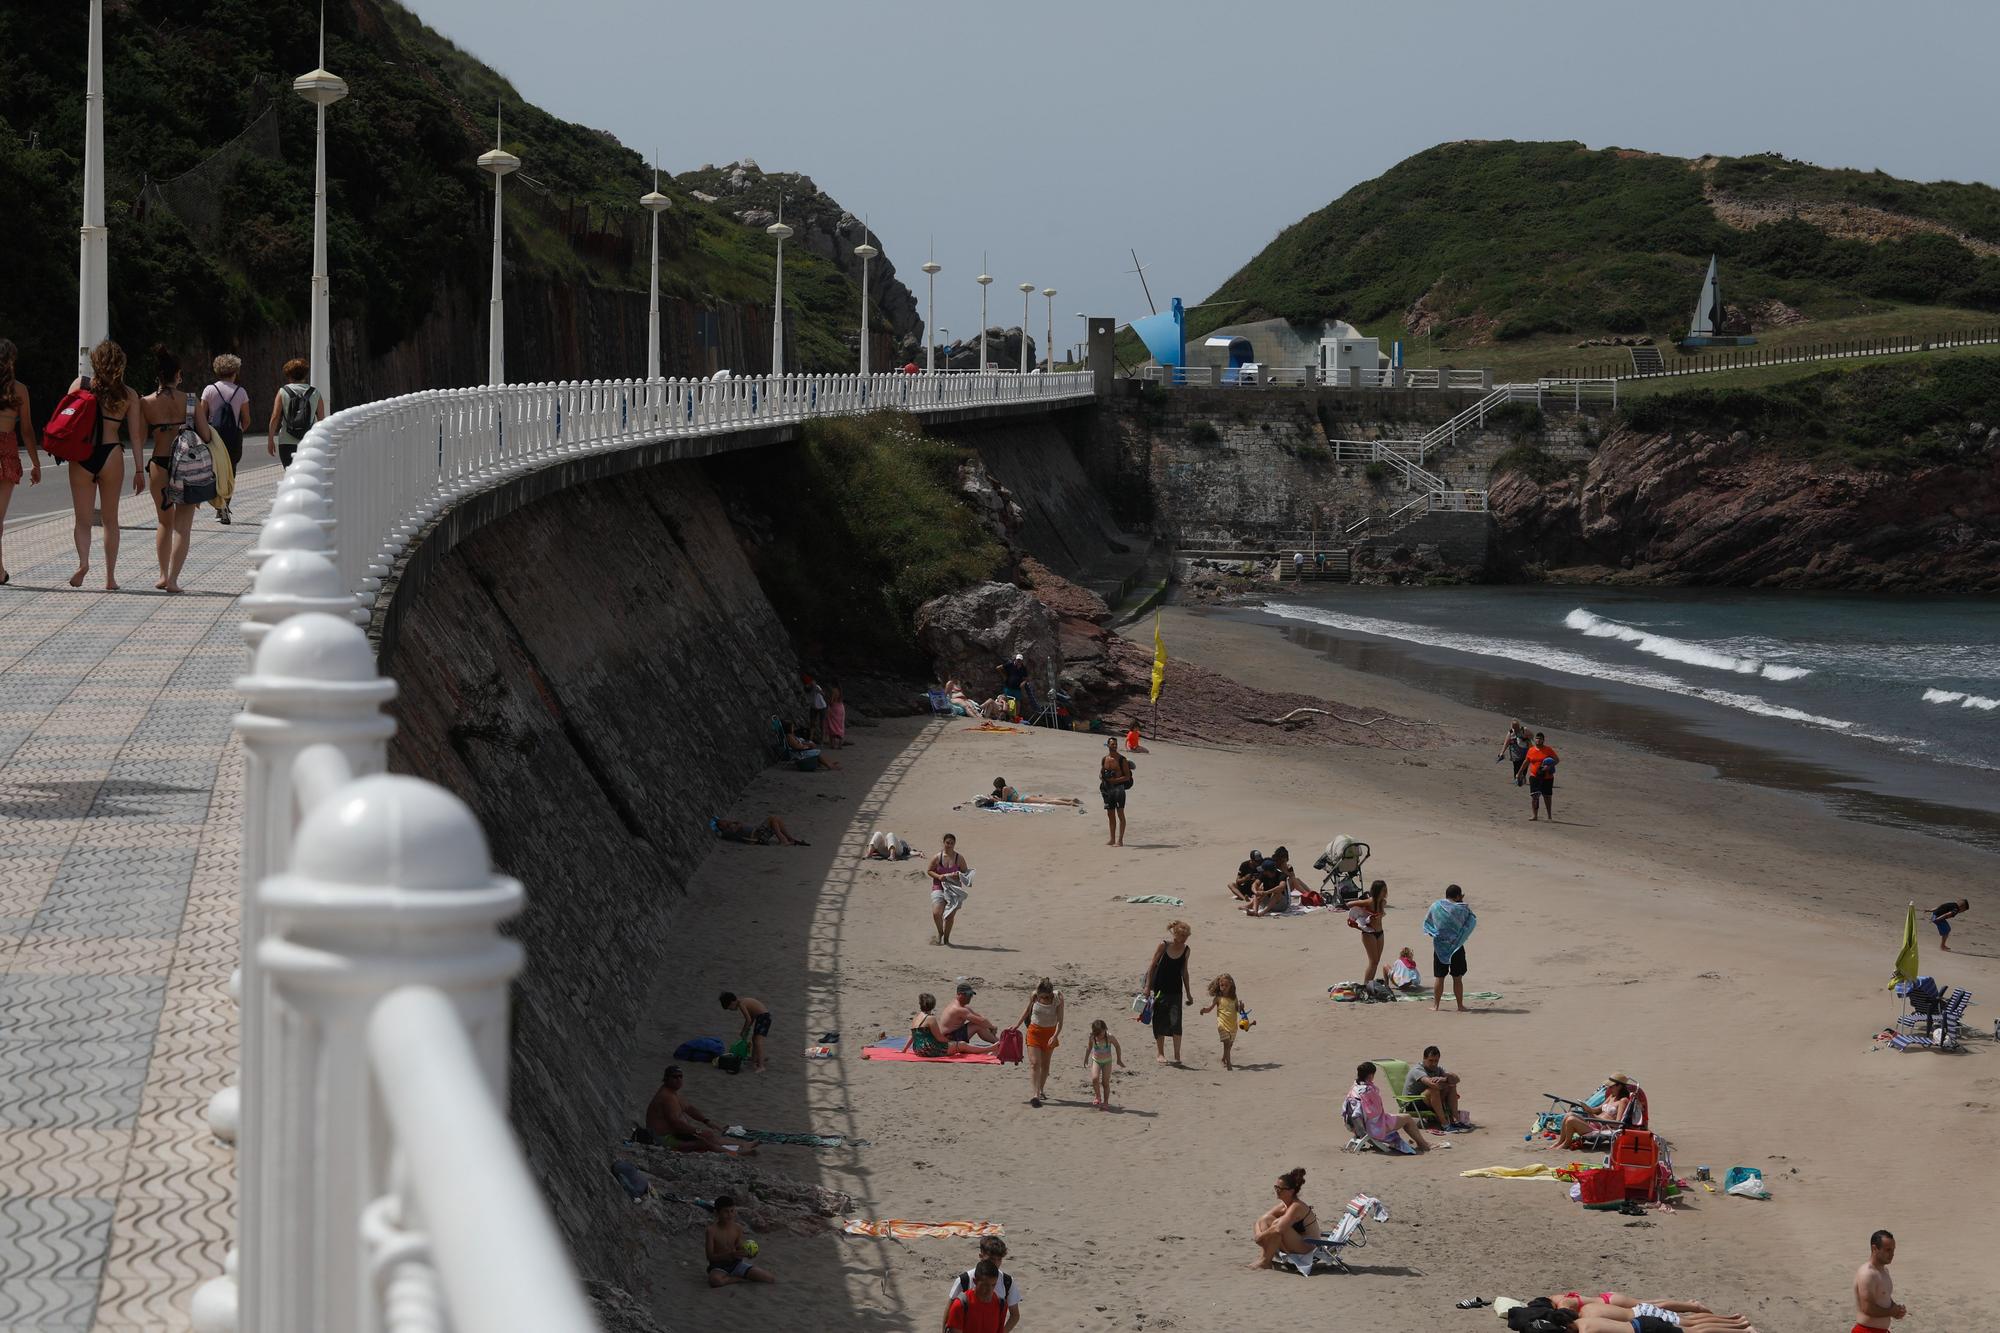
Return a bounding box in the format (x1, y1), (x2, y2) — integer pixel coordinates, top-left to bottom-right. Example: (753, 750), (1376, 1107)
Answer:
(369, 987), (598, 1333)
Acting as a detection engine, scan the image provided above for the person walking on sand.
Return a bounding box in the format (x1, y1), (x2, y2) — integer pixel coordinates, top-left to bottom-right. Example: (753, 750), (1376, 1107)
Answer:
(1099, 736), (1133, 846)
(1524, 731), (1559, 821)
(944, 1259), (1009, 1333)
(139, 346), (214, 593)
(267, 357), (324, 467)
(947, 1237), (1022, 1331)
(1201, 973), (1248, 1070)
(718, 992), (770, 1072)
(927, 834), (971, 946)
(1854, 1228), (1906, 1328)
(0, 339), (40, 585)
(64, 340), (146, 591)
(1348, 879), (1388, 984)
(1082, 1018), (1123, 1109)
(1498, 720), (1529, 786)
(1145, 921), (1194, 1064)
(1424, 884), (1477, 1011)
(200, 354), (250, 524)
(1932, 899), (1969, 951)
(1013, 977), (1064, 1107)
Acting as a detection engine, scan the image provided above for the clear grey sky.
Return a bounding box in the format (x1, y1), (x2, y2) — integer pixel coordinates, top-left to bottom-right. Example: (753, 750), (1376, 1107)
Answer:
(404, 0), (1998, 349)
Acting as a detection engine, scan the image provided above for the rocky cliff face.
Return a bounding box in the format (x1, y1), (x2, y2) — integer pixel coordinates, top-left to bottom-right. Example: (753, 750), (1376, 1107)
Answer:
(1490, 425), (2000, 590)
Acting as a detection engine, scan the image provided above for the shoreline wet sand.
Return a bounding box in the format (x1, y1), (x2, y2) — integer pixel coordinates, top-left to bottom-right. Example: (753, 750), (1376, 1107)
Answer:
(621, 605), (1997, 1332)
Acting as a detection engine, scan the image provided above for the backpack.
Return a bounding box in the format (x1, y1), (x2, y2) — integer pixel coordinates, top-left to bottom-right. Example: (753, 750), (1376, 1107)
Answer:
(280, 382), (317, 438)
(206, 383), (244, 454)
(672, 1037), (725, 1064)
(43, 382), (100, 463)
(164, 424), (216, 508)
(952, 1269), (1014, 1303)
(992, 1028), (1024, 1064)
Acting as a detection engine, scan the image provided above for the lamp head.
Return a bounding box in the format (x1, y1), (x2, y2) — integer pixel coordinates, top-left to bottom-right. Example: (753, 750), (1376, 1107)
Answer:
(766, 221), (793, 241)
(1043, 287), (1057, 298)
(854, 242), (879, 259)
(293, 68), (348, 106)
(1018, 282), (1035, 294)
(921, 260), (942, 275)
(478, 147), (520, 177)
(977, 273), (993, 286)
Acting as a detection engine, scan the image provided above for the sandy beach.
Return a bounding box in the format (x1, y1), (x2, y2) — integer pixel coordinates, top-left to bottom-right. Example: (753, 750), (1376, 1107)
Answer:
(622, 603), (1997, 1332)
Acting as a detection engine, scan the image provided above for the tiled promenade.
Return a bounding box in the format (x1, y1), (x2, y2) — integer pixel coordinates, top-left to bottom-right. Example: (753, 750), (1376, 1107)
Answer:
(0, 470), (279, 1330)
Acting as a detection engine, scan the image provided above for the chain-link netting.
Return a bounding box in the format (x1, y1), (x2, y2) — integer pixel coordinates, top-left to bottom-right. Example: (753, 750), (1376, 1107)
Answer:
(140, 102), (281, 246)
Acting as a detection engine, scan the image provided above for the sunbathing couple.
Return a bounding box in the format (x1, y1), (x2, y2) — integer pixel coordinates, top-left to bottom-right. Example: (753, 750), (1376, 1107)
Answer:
(1510, 1293), (1757, 1332)
(1228, 847), (1306, 916)
(902, 983), (997, 1057)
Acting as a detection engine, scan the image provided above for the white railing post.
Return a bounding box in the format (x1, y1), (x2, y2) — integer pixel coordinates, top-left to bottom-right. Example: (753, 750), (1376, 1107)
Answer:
(227, 612), (396, 1332)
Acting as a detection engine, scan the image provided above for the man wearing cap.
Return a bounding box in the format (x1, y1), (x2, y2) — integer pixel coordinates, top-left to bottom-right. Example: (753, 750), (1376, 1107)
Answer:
(643, 1066), (756, 1155)
(937, 981), (997, 1046)
(1554, 1071), (1647, 1148)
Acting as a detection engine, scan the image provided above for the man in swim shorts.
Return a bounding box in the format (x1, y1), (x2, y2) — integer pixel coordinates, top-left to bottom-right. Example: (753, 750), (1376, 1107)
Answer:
(1853, 1228), (1905, 1329)
(938, 981), (997, 1045)
(643, 1066), (755, 1155)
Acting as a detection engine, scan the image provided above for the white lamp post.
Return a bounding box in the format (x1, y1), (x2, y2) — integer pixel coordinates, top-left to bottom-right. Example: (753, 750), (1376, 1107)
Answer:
(1075, 310), (1088, 370)
(641, 167), (670, 383)
(1017, 282), (1035, 372)
(75, 0), (108, 376)
(921, 245), (942, 373)
(478, 110), (519, 386)
(854, 223), (878, 376)
(294, 5), (347, 408)
(976, 258), (993, 372)
(1043, 287), (1057, 373)
(767, 200), (792, 375)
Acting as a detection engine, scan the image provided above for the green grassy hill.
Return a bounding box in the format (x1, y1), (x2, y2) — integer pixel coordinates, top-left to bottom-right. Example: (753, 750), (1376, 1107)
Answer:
(0, 0), (905, 390)
(1186, 140), (2000, 368)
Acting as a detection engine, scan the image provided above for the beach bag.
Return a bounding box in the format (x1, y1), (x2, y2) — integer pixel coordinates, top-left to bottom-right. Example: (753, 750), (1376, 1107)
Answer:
(42, 383), (99, 463)
(1576, 1167), (1624, 1208)
(280, 382), (317, 438)
(1128, 993), (1149, 1018)
(992, 1028), (1024, 1064)
(166, 425), (216, 508)
(672, 1037), (725, 1064)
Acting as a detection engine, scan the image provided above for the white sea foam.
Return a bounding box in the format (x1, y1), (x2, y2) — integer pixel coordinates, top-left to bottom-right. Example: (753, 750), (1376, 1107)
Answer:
(1922, 688), (2000, 711)
(1266, 602), (1860, 734)
(1564, 608), (1812, 682)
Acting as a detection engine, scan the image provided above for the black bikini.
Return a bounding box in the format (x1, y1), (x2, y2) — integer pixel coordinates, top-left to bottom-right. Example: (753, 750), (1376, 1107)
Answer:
(73, 377), (125, 478)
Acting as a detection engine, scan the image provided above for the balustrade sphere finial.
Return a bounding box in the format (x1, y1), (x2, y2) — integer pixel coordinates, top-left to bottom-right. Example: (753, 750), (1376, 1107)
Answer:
(250, 610), (379, 684)
(289, 773), (497, 891)
(254, 512), (334, 558)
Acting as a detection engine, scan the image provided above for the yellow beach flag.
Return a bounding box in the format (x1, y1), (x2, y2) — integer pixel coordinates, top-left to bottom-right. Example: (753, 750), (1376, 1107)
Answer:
(1889, 902), (1919, 989)
(1149, 613), (1167, 704)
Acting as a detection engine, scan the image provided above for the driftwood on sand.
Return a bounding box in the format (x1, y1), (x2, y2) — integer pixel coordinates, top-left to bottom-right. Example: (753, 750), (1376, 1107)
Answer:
(1245, 706), (1423, 748)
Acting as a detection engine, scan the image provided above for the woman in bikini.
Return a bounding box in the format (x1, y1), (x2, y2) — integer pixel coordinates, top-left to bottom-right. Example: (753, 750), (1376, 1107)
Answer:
(1349, 878), (1388, 984)
(65, 340), (146, 591)
(902, 992), (979, 1058)
(1013, 978), (1064, 1107)
(1249, 1167), (1321, 1269)
(927, 833), (971, 946)
(1082, 1018), (1122, 1109)
(0, 339), (41, 585)
(138, 346), (212, 593)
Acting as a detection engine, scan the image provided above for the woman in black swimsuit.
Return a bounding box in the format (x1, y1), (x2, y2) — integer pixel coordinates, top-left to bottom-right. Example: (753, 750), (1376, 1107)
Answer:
(138, 345), (211, 593)
(64, 340), (146, 591)
(1145, 920), (1193, 1065)
(1249, 1166), (1320, 1269)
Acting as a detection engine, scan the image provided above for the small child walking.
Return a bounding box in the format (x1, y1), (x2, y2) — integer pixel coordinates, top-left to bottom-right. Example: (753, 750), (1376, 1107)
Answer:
(719, 992), (771, 1072)
(1200, 974), (1250, 1070)
(1083, 1019), (1124, 1109)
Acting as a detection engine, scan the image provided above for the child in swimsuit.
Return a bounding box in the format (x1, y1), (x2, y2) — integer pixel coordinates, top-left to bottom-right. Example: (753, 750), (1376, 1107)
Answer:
(1082, 1019), (1123, 1109)
(1201, 974), (1247, 1070)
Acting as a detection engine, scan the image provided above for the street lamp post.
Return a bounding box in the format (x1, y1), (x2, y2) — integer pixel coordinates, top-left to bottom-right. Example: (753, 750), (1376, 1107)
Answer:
(921, 245), (942, 373)
(75, 0), (108, 376)
(478, 110), (520, 385)
(1075, 311), (1088, 371)
(1043, 287), (1057, 373)
(854, 226), (878, 376)
(294, 7), (348, 409)
(1017, 283), (1035, 372)
(767, 201), (792, 376)
(641, 167), (671, 384)
(977, 258), (993, 372)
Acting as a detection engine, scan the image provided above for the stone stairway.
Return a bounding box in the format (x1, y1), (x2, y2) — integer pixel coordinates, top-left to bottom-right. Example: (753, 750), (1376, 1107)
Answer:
(1629, 345), (1665, 375)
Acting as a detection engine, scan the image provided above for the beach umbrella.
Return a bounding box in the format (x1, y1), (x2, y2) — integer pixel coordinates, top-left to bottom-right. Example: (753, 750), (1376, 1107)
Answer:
(1889, 902), (1919, 989)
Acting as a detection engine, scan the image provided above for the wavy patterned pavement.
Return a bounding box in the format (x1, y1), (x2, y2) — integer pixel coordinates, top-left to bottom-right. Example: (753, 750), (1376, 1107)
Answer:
(0, 468), (278, 1331)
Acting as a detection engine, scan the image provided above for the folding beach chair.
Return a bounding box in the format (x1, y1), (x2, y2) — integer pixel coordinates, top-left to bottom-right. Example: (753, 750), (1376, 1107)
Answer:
(926, 689), (955, 717)
(1376, 1058), (1444, 1128)
(1892, 983), (1974, 1051)
(1340, 1094), (1415, 1155)
(1275, 1194), (1389, 1276)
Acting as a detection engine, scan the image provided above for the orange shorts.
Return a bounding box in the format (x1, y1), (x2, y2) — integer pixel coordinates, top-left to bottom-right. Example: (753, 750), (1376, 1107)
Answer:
(1026, 1024), (1059, 1051)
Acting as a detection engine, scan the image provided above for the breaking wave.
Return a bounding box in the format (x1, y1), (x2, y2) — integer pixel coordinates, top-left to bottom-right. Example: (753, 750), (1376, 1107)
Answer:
(1923, 688), (2000, 711)
(1564, 608), (1812, 681)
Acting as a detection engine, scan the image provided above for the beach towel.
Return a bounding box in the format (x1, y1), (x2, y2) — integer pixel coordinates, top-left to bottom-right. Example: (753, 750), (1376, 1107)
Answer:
(725, 1126), (869, 1149)
(1117, 894), (1185, 906)
(962, 723), (1021, 733)
(1459, 1164), (1569, 1181)
(1259, 901), (1336, 918)
(1423, 897), (1477, 961)
(861, 1039), (999, 1065)
(1329, 984), (1503, 1004)
(970, 797), (1058, 813)
(840, 1219), (1005, 1239)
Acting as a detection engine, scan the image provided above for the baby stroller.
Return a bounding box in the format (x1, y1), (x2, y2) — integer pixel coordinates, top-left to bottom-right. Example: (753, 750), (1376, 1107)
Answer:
(1275, 1194), (1390, 1276)
(1313, 836), (1371, 907)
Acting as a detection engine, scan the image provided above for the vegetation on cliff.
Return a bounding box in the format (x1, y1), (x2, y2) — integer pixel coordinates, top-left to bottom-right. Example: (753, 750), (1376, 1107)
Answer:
(1194, 141), (2000, 350)
(0, 0), (906, 388)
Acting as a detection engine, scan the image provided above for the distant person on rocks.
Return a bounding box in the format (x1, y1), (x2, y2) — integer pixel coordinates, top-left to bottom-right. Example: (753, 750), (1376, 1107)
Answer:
(0, 338), (40, 585)
(267, 357), (324, 467)
(64, 339), (146, 591)
(944, 1259), (1009, 1333)
(927, 834), (971, 945)
(947, 1237), (1022, 1331)
(1936, 892), (1968, 944)
(200, 353), (250, 524)
(704, 1195), (775, 1288)
(642, 1066), (755, 1155)
(1145, 920), (1194, 1064)
(1498, 720), (1529, 785)
(1524, 731), (1559, 821)
(1099, 737), (1132, 846)
(719, 992), (771, 1072)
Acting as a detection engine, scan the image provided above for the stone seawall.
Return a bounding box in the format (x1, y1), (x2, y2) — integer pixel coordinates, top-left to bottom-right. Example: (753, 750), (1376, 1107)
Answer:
(379, 460), (803, 1292)
(935, 408), (1132, 576)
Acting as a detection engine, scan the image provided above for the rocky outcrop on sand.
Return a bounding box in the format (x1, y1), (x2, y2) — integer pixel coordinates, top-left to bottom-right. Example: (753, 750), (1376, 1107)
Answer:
(1490, 425), (2000, 590)
(914, 582), (1060, 690)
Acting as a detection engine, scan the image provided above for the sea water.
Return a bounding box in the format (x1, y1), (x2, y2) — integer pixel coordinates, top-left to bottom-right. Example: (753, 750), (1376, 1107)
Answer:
(1238, 586), (2000, 849)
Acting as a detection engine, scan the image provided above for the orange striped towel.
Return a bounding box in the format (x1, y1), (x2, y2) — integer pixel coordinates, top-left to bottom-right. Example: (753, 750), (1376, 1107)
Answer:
(840, 1219), (1005, 1239)
(962, 723), (1021, 733)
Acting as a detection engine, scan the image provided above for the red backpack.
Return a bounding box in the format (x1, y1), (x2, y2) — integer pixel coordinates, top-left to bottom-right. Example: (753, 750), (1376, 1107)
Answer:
(43, 382), (100, 463)
(992, 1028), (1024, 1064)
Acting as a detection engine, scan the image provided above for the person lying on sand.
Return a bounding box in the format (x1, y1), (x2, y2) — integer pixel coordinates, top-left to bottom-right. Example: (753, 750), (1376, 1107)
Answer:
(711, 815), (805, 846)
(902, 992), (985, 1057)
(866, 830), (915, 860)
(988, 776), (1081, 806)
(1547, 1293), (1756, 1332)
(643, 1066), (755, 1155)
